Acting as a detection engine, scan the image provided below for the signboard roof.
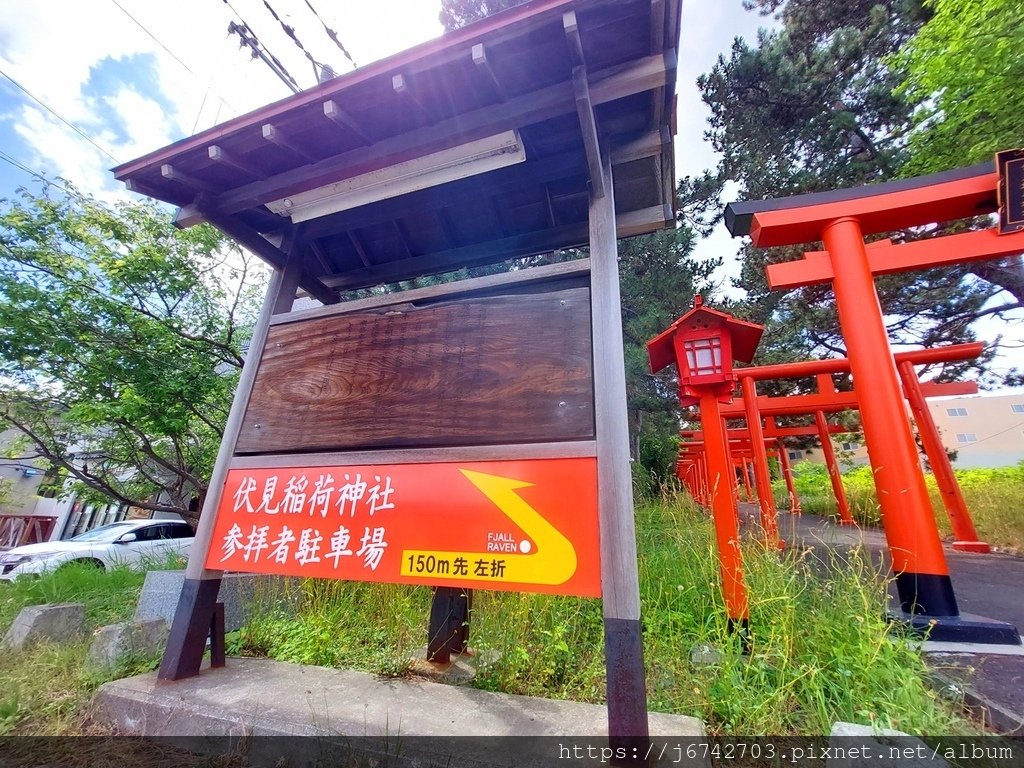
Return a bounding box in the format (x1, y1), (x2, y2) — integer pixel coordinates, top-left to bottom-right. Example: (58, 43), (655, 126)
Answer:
(113, 0), (681, 299)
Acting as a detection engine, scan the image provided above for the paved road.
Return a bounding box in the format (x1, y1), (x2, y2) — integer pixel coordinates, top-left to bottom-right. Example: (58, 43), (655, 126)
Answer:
(770, 509), (1024, 628)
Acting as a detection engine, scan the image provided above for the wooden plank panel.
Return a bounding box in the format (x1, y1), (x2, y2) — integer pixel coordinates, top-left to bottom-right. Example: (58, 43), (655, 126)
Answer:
(272, 258), (591, 326)
(237, 285), (594, 453)
(229, 441), (598, 470)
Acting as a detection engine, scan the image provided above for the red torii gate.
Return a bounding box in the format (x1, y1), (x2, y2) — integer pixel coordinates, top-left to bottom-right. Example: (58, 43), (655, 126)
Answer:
(677, 342), (983, 535)
(721, 362), (982, 544)
(681, 421), (852, 512)
(679, 371), (977, 538)
(678, 421), (847, 513)
(725, 160), (1022, 642)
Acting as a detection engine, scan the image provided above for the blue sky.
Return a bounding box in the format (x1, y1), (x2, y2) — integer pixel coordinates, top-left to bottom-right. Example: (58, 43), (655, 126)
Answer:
(0, 0), (1020, 382)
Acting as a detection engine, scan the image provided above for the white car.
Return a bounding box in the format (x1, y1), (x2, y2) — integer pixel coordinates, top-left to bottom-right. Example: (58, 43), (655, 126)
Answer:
(0, 519), (194, 580)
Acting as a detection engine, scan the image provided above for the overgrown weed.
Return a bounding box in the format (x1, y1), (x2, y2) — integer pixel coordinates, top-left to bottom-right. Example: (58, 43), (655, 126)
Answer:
(0, 563), (158, 735)
(237, 496), (971, 735)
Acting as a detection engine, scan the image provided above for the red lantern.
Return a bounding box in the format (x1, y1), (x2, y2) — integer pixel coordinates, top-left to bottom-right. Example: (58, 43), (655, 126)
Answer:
(647, 296), (763, 406)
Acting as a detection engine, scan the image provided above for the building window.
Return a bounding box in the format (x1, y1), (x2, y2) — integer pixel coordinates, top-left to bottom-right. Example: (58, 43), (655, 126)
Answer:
(788, 451), (801, 460)
(956, 433), (977, 443)
(841, 442), (854, 451)
(946, 407), (968, 417)
(1012, 404), (1024, 414)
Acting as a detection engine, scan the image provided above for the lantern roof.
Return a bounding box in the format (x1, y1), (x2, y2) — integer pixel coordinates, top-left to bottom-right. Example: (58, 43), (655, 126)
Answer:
(646, 297), (764, 373)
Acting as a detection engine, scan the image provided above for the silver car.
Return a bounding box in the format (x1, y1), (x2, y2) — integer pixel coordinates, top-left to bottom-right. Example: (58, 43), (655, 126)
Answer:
(0, 519), (194, 580)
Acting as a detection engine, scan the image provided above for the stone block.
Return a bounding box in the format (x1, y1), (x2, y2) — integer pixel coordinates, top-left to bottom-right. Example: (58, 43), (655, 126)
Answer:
(690, 643), (724, 666)
(88, 618), (168, 668)
(828, 723), (947, 768)
(134, 571), (298, 632)
(3, 603), (86, 650)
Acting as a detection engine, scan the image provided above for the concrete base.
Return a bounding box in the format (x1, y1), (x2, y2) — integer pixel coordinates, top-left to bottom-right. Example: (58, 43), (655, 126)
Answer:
(94, 658), (704, 765)
(920, 641), (1024, 657)
(88, 618), (168, 668)
(952, 541), (991, 554)
(890, 611), (1022, 645)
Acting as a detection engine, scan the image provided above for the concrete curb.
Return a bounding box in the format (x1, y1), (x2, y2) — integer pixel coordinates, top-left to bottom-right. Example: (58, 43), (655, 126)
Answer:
(93, 657), (707, 766)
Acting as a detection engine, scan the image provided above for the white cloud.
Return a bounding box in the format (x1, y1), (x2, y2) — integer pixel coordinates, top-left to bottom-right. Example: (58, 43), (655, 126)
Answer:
(12, 105), (113, 197)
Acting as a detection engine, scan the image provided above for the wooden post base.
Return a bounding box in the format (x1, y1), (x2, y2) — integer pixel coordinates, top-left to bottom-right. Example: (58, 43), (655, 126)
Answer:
(603, 617), (649, 763)
(427, 587), (472, 664)
(158, 577), (223, 681)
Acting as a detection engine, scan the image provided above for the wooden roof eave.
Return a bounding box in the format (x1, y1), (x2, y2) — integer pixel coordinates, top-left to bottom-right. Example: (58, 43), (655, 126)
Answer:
(114, 0), (681, 298)
(111, 0), (601, 181)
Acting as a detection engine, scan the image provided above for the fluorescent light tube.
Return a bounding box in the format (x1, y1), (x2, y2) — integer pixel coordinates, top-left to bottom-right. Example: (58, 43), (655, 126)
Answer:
(266, 130), (526, 223)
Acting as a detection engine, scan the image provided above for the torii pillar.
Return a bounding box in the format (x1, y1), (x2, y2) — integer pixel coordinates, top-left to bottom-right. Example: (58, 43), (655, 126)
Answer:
(725, 161), (1024, 643)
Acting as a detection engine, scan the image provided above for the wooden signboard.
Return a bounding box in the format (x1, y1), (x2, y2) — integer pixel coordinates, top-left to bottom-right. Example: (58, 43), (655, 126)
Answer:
(208, 458), (600, 596)
(204, 262), (601, 598)
(237, 284), (594, 453)
(997, 148), (1024, 235)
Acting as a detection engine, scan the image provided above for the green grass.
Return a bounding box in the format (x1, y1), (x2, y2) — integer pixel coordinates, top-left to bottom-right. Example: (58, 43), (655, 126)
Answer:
(776, 461), (1024, 553)
(0, 501), (976, 736)
(0, 563), (154, 735)
(238, 497), (972, 736)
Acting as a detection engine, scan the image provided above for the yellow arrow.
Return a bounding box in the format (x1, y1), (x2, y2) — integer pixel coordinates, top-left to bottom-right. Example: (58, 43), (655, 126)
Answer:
(399, 469), (578, 586)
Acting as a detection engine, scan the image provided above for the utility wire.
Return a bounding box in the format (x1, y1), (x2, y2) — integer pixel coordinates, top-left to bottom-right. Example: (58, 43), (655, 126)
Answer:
(259, 0), (327, 81)
(108, 0), (236, 130)
(109, 0), (195, 75)
(0, 150), (74, 196)
(220, 0), (301, 92)
(300, 0), (357, 68)
(0, 69), (119, 164)
(227, 21), (300, 94)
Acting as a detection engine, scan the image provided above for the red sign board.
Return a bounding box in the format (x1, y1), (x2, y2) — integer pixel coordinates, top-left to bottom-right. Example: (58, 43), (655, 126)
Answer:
(206, 457), (601, 597)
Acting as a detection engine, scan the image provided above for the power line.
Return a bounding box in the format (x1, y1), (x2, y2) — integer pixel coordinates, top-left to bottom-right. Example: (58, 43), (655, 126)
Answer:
(220, 0), (301, 93)
(259, 0), (327, 81)
(0, 69), (120, 164)
(301, 0), (357, 69)
(108, 0), (237, 129)
(109, 0), (196, 76)
(227, 20), (301, 94)
(0, 150), (74, 196)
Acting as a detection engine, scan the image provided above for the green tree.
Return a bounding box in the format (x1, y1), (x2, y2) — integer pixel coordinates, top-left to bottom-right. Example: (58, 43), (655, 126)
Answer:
(439, 0), (526, 30)
(620, 214), (720, 491)
(698, 0), (1018, 384)
(896, 0), (1024, 175)
(0, 183), (263, 522)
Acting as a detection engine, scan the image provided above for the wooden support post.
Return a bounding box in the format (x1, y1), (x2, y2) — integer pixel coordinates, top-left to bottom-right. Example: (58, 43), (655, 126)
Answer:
(210, 603), (226, 668)
(740, 376), (780, 547)
(814, 409), (855, 525)
(897, 360), (989, 553)
(159, 253), (301, 681)
(589, 155), (649, 755)
(573, 67), (606, 200)
(427, 587), (472, 663)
